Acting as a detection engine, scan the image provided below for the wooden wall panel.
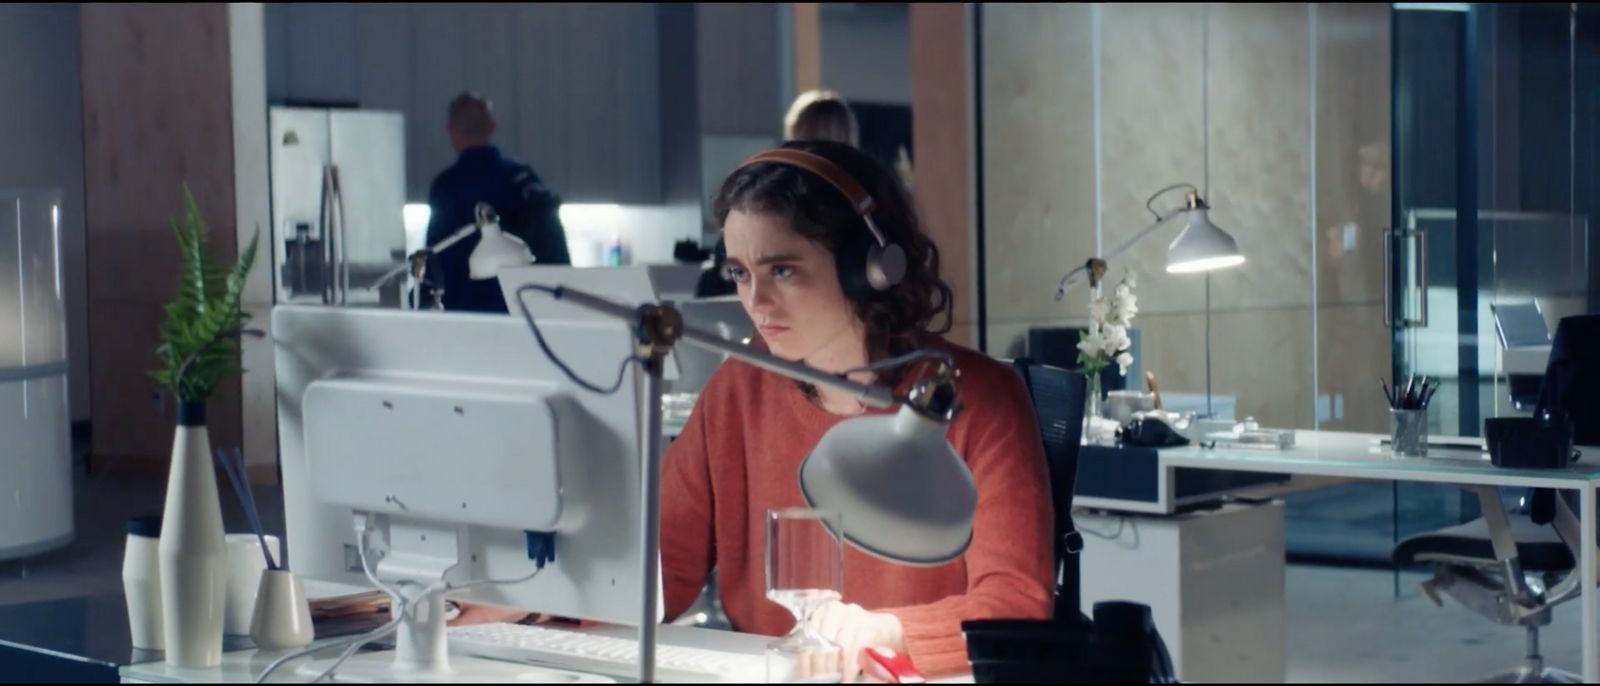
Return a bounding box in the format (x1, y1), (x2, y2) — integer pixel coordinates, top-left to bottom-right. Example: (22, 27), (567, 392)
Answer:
(80, 3), (242, 465)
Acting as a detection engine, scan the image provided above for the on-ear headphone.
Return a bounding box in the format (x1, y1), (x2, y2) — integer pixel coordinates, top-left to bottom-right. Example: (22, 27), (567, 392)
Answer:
(734, 148), (907, 298)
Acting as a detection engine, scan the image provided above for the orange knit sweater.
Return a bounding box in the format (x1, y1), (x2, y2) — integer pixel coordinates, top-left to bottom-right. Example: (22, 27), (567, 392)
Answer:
(659, 337), (1054, 677)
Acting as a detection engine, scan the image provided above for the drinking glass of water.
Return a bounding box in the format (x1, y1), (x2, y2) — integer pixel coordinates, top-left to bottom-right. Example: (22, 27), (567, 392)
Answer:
(765, 508), (843, 683)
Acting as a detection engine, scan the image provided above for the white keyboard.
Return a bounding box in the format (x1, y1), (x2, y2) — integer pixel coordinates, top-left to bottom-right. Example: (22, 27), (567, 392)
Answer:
(448, 623), (769, 683)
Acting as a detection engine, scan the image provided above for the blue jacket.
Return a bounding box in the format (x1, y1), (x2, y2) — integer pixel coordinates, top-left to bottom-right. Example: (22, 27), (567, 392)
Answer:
(425, 146), (570, 313)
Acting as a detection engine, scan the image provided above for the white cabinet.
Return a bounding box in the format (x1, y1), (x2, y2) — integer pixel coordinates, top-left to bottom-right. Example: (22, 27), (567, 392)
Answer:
(1078, 501), (1287, 683)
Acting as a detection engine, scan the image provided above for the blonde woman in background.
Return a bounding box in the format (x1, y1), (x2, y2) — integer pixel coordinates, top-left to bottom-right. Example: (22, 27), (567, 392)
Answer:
(786, 89), (914, 190)
(785, 89), (860, 146)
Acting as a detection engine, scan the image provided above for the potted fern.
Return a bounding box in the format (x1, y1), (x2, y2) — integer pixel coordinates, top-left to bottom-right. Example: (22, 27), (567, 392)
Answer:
(151, 186), (259, 668)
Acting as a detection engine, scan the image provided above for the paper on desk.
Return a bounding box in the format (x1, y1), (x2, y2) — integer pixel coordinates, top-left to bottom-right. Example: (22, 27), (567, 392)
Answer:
(301, 579), (390, 620)
(302, 579), (374, 601)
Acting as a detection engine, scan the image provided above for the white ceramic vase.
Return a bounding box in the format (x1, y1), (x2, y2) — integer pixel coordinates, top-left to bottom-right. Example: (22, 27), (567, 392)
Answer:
(157, 403), (227, 668)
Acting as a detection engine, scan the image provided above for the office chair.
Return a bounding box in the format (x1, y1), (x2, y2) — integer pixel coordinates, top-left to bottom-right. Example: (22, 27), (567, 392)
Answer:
(1010, 358), (1089, 622)
(1392, 315), (1599, 683)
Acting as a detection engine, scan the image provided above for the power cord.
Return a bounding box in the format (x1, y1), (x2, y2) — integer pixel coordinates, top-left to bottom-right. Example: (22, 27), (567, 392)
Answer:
(1075, 516), (1129, 541)
(1075, 515), (1141, 550)
(252, 518), (547, 683)
(254, 521), (409, 683)
(513, 284), (639, 396)
(836, 349), (957, 377)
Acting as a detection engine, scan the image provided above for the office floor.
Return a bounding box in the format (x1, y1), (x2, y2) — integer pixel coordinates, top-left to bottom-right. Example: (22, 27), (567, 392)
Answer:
(0, 467), (287, 607)
(0, 469), (1588, 682)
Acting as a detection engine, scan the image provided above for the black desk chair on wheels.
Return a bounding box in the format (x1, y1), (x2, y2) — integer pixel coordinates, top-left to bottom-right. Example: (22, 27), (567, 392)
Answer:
(1393, 314), (1600, 683)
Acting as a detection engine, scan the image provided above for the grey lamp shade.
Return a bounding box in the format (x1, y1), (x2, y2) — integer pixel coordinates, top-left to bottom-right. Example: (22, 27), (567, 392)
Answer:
(1166, 208), (1246, 274)
(798, 406), (977, 566)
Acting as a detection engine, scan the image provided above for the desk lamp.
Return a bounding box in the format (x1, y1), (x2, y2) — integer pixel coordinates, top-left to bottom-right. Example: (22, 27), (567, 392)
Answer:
(370, 203), (534, 306)
(509, 282), (978, 683)
(1054, 184), (1245, 415)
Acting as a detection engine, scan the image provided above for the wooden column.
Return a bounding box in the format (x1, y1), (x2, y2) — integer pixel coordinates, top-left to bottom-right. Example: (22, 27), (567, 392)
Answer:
(80, 3), (243, 473)
(792, 3), (822, 97)
(910, 4), (976, 347)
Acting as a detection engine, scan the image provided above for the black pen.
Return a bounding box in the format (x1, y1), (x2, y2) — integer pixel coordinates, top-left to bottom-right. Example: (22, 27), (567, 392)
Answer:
(1381, 378), (1395, 408)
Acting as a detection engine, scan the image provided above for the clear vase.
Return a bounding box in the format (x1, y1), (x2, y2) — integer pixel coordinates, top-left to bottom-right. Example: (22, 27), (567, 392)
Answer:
(1086, 374), (1102, 419)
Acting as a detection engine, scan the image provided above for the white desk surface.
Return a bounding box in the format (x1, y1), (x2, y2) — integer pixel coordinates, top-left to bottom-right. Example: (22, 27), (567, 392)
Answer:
(1161, 430), (1600, 490)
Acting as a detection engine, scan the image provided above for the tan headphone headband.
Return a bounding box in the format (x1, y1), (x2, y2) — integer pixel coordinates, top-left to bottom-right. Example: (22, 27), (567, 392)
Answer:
(737, 149), (877, 217)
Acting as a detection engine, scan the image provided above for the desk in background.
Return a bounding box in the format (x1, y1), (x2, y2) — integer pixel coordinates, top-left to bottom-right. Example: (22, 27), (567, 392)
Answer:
(1076, 431), (1600, 682)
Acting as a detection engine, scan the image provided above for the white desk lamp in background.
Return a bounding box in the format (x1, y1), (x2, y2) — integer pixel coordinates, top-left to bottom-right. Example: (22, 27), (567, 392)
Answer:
(1055, 184), (1246, 416)
(506, 280), (979, 683)
(370, 203), (534, 307)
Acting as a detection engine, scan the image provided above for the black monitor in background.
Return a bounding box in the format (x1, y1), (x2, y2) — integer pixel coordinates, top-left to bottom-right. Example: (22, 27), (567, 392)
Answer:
(1536, 314), (1600, 445)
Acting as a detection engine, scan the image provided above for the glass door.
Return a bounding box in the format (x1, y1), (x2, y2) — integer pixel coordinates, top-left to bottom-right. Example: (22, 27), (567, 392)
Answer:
(1391, 2), (1597, 555)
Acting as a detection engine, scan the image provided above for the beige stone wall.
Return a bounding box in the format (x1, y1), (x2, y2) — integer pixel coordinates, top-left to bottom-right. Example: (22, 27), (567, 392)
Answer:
(982, 3), (1391, 432)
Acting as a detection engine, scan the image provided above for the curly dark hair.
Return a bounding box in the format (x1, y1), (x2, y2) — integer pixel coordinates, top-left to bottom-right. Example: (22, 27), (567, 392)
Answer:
(712, 140), (954, 376)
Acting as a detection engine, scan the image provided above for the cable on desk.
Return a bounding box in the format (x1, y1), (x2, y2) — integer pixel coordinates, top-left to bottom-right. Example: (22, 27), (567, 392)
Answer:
(253, 522), (546, 683)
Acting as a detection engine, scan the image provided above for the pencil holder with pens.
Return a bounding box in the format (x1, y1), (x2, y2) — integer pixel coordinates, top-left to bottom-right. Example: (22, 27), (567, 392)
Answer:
(1384, 375), (1437, 458)
(1390, 409), (1428, 457)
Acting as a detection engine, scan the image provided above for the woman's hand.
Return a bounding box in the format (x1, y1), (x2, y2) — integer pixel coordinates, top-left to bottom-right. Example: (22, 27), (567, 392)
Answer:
(804, 601), (907, 683)
(446, 600), (534, 627)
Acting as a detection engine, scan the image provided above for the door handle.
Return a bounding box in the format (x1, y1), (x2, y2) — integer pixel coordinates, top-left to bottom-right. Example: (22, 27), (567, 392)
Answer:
(1415, 226), (1428, 328)
(331, 164), (349, 305)
(1384, 227), (1393, 328)
(319, 166), (335, 305)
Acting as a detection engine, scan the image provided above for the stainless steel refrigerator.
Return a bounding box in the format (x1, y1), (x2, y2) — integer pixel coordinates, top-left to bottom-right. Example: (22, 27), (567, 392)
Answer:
(269, 107), (406, 306)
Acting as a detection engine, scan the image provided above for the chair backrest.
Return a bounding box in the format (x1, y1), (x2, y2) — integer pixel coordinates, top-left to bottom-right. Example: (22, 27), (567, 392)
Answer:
(1010, 358), (1088, 621)
(1538, 313), (1600, 444)
(1530, 314), (1600, 524)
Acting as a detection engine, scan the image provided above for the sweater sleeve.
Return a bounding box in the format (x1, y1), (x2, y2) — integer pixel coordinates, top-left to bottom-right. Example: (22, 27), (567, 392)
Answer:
(881, 368), (1055, 677)
(659, 393), (717, 621)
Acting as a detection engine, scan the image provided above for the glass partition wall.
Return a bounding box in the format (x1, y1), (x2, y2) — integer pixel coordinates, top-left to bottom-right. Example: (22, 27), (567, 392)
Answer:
(977, 3), (1599, 567)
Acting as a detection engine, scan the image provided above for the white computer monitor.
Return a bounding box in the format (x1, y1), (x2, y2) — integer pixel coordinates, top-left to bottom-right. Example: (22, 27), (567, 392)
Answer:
(274, 304), (660, 677)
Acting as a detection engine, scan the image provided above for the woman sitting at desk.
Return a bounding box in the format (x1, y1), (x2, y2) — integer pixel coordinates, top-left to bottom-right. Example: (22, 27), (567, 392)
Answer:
(454, 141), (1052, 680)
(660, 141), (1054, 680)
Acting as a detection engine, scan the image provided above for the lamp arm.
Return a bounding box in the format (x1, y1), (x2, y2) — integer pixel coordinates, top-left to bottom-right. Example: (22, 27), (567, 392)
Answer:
(1054, 209), (1181, 300)
(678, 324), (900, 409)
(1053, 182), (1201, 300)
(368, 224), (478, 291)
(1143, 183), (1202, 220)
(516, 284), (900, 410)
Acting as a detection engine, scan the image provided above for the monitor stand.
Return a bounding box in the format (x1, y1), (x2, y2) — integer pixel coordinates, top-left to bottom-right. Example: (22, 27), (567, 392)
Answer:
(298, 518), (611, 683)
(296, 583), (610, 683)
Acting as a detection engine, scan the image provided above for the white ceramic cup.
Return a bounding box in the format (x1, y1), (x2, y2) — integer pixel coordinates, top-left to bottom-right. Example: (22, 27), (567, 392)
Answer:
(224, 534), (281, 636)
(1106, 390), (1157, 424)
(251, 569), (314, 651)
(122, 518), (164, 650)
